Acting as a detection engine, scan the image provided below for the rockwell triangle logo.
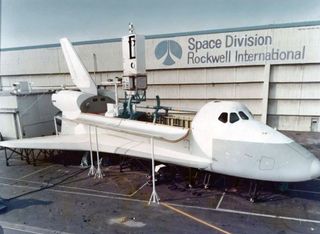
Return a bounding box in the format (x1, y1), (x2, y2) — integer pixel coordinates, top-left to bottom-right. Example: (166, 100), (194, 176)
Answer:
(155, 40), (182, 66)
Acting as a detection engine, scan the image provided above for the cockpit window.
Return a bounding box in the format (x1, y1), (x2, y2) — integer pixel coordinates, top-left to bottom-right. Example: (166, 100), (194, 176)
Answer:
(239, 111), (249, 120)
(230, 112), (240, 123)
(218, 112), (228, 123)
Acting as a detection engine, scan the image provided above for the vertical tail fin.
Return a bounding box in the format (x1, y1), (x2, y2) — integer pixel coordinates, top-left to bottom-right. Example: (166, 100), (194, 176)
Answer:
(60, 38), (97, 95)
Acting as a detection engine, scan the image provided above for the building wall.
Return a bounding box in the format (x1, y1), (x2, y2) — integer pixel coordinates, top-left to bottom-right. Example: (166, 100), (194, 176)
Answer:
(1, 22), (320, 132)
(268, 64), (320, 131)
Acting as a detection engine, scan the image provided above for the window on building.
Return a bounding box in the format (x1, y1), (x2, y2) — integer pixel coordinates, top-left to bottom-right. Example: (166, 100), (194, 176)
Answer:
(239, 111), (249, 120)
(230, 112), (240, 123)
(218, 112), (228, 123)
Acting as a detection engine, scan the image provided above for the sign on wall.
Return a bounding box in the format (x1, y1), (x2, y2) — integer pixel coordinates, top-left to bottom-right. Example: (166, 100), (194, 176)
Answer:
(146, 26), (320, 69)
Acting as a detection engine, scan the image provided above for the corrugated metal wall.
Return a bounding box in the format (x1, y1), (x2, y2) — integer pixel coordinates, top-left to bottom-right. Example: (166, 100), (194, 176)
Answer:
(268, 64), (320, 131)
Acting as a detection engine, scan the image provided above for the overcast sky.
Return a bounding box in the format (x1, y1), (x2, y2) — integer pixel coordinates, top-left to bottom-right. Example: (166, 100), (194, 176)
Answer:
(1, 0), (320, 48)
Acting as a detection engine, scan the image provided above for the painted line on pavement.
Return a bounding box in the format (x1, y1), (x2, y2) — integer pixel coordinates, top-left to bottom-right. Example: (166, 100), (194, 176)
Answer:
(129, 182), (148, 197)
(288, 189), (320, 195)
(162, 202), (232, 234)
(0, 176), (147, 198)
(18, 165), (55, 180)
(167, 202), (320, 224)
(216, 192), (225, 209)
(216, 207), (320, 224)
(1, 182), (320, 225)
(0, 182), (146, 204)
(0, 220), (72, 234)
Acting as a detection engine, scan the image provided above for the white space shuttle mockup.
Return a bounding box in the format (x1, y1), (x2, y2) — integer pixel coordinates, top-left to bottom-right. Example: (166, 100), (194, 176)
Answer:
(1, 38), (320, 183)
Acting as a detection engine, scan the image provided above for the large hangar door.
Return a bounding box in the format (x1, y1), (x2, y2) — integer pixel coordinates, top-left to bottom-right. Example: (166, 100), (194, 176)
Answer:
(268, 64), (320, 132)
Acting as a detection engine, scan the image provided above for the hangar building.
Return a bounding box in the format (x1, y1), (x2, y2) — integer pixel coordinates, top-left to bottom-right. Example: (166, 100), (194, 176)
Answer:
(1, 21), (320, 132)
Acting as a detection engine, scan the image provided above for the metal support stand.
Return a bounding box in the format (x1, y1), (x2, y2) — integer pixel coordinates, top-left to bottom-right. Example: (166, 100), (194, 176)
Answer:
(248, 180), (259, 203)
(148, 137), (160, 205)
(94, 127), (104, 179)
(203, 173), (211, 189)
(88, 126), (96, 176)
(80, 152), (89, 168)
(31, 150), (36, 166)
(4, 148), (9, 166)
(54, 116), (59, 135)
(114, 77), (120, 117)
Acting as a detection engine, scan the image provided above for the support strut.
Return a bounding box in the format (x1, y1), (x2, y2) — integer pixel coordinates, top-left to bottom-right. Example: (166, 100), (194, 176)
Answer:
(248, 180), (259, 203)
(94, 127), (104, 179)
(148, 137), (160, 205)
(88, 125), (96, 176)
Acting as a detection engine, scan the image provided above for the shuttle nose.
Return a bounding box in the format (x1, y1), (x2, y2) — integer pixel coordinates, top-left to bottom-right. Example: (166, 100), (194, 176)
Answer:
(310, 158), (320, 179)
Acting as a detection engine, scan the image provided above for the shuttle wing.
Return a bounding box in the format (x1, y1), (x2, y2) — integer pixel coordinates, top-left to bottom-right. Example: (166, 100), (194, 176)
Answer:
(0, 133), (211, 169)
(60, 38), (97, 95)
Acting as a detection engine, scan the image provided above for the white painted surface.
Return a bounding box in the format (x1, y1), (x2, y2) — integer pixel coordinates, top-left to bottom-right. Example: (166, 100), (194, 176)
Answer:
(0, 95), (17, 109)
(60, 38), (97, 95)
(122, 34), (146, 76)
(52, 90), (95, 119)
(0, 114), (17, 139)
